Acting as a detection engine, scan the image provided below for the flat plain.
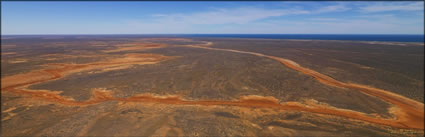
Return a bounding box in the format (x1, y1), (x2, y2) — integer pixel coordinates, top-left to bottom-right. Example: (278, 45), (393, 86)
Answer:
(1, 36), (424, 136)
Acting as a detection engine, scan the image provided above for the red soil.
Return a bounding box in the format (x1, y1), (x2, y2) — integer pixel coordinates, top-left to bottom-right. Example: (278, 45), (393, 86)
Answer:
(1, 42), (424, 130)
(103, 43), (166, 53)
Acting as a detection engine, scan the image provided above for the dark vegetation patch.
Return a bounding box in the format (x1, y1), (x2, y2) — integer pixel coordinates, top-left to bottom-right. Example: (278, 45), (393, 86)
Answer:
(120, 109), (142, 114)
(283, 113), (302, 120)
(214, 112), (240, 119)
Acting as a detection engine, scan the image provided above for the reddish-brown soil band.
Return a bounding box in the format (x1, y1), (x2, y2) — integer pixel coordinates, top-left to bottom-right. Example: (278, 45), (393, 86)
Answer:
(1, 43), (424, 130)
(3, 88), (422, 130)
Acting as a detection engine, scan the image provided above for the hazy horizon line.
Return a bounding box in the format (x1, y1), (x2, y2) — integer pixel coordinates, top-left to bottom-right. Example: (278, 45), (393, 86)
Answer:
(2, 33), (424, 36)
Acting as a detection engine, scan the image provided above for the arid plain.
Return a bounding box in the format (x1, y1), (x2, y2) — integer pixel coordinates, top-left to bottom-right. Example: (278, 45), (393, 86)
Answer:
(1, 36), (424, 136)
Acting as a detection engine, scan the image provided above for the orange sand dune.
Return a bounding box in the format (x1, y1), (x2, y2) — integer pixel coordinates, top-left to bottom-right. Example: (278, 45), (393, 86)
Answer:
(103, 43), (165, 53)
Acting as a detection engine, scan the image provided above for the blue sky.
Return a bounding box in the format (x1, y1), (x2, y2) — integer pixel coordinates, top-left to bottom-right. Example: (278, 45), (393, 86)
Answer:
(1, 2), (424, 34)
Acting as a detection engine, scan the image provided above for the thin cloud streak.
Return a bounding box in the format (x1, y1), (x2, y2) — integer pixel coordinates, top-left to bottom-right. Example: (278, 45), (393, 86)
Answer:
(316, 4), (351, 13)
(150, 7), (310, 25)
(359, 2), (424, 13)
(148, 4), (352, 25)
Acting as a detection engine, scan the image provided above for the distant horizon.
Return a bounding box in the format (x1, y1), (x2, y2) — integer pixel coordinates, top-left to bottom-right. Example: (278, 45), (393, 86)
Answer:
(2, 34), (425, 36)
(3, 33), (423, 42)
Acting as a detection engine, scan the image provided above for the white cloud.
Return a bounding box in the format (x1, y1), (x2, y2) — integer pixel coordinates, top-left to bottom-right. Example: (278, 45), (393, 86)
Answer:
(229, 19), (422, 34)
(151, 14), (167, 17)
(145, 4), (353, 26)
(121, 15), (423, 34)
(117, 4), (423, 34)
(310, 18), (341, 21)
(316, 4), (351, 13)
(356, 14), (394, 18)
(359, 2), (424, 13)
(262, 15), (423, 34)
(150, 7), (310, 25)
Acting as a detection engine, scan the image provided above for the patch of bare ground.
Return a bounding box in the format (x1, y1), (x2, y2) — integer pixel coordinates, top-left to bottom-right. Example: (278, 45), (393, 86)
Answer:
(8, 59), (28, 64)
(1, 52), (17, 56)
(40, 53), (109, 62)
(140, 38), (193, 42)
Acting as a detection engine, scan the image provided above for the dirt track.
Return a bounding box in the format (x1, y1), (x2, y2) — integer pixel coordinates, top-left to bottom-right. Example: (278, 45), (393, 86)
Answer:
(1, 41), (424, 130)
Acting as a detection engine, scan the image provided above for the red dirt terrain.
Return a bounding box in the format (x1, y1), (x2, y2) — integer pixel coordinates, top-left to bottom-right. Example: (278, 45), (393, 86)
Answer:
(1, 41), (423, 131)
(184, 42), (424, 130)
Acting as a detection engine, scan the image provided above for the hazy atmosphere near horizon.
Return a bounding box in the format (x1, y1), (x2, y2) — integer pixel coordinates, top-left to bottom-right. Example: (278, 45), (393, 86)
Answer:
(1, 1), (424, 34)
(1, 1), (424, 137)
